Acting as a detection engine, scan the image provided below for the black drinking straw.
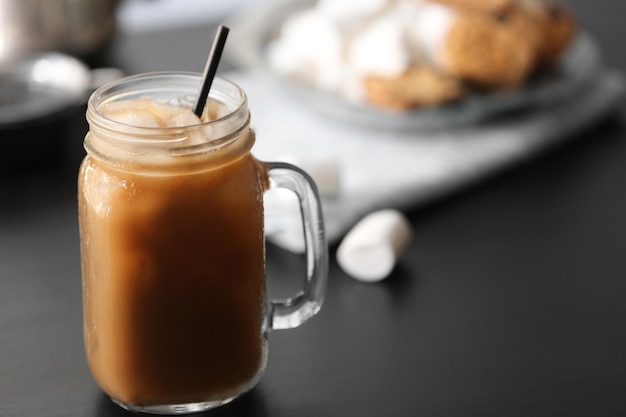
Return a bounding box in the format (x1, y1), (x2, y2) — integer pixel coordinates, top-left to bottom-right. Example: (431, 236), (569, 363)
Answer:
(193, 25), (230, 118)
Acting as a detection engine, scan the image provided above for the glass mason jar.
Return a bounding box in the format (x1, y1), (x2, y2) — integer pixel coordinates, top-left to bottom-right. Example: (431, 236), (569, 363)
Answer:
(77, 72), (328, 414)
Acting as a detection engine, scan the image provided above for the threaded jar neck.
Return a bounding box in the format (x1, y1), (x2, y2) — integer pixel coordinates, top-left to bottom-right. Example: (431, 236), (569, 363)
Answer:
(84, 72), (253, 173)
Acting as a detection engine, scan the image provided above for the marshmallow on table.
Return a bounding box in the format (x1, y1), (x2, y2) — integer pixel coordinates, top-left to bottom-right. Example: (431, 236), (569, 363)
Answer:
(337, 209), (412, 282)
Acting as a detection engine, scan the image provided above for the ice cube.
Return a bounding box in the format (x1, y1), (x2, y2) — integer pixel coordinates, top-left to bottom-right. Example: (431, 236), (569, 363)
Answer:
(99, 99), (163, 127)
(98, 98), (214, 146)
(165, 110), (202, 128)
(147, 100), (179, 123)
(99, 98), (185, 128)
(186, 129), (210, 146)
(165, 109), (208, 145)
(200, 99), (228, 122)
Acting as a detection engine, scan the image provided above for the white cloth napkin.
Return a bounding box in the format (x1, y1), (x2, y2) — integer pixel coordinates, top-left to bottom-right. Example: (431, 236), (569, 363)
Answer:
(226, 68), (625, 253)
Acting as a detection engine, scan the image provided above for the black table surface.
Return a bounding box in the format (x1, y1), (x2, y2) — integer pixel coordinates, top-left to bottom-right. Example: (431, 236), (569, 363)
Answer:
(2, 2), (626, 416)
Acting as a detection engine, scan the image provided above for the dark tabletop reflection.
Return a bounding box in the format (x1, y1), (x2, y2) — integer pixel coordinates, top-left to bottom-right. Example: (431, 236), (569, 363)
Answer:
(95, 389), (269, 417)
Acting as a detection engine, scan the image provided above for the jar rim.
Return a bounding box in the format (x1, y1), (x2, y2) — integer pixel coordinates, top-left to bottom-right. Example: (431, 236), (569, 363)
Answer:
(87, 71), (249, 135)
(84, 71), (254, 171)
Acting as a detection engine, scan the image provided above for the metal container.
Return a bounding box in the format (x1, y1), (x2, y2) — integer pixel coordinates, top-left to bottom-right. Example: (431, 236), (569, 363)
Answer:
(0, 0), (120, 61)
(0, 52), (122, 170)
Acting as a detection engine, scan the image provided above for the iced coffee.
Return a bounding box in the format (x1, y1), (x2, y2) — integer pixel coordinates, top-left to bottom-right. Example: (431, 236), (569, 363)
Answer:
(78, 73), (327, 414)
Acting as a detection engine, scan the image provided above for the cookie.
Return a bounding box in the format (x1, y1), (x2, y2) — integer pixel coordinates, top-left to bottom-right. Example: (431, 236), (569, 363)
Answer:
(422, 0), (514, 14)
(518, 0), (576, 67)
(438, 7), (538, 89)
(364, 64), (464, 110)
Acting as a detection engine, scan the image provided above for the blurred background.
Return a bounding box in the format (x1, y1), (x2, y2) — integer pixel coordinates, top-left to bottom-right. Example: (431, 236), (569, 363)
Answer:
(1, 0), (625, 235)
(1, 0), (623, 66)
(2, 2), (626, 416)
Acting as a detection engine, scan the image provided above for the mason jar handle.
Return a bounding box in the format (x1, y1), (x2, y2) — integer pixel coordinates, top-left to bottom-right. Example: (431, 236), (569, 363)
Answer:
(265, 162), (328, 330)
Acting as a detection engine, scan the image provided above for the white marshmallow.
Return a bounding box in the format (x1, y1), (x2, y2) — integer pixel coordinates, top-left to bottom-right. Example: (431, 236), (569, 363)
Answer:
(268, 0), (455, 103)
(337, 209), (412, 282)
(409, 1), (455, 65)
(267, 9), (345, 91)
(318, 0), (391, 27)
(347, 13), (411, 79)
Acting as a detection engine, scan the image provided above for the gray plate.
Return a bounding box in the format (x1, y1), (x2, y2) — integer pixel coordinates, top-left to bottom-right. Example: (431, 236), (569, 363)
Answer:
(227, 0), (601, 131)
(0, 52), (123, 128)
